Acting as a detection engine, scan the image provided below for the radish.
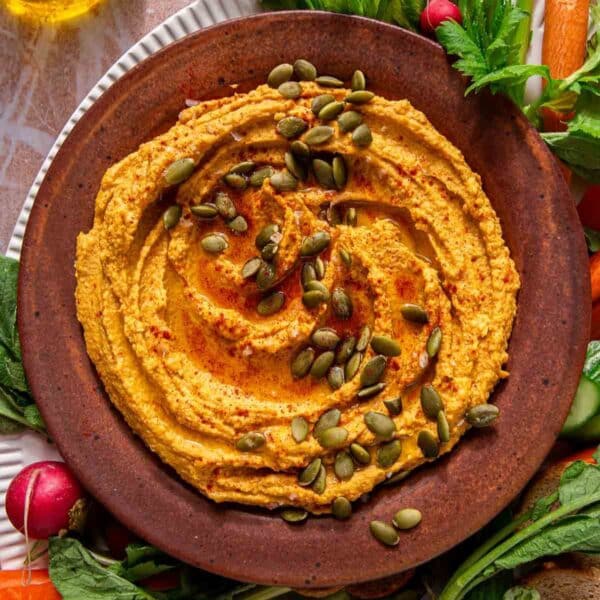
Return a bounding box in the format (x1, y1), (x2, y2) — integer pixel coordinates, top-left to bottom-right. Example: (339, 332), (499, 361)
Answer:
(420, 0), (462, 34)
(5, 461), (84, 539)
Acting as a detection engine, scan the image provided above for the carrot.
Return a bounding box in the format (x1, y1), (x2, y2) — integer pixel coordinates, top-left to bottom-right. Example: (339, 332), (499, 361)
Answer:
(591, 300), (600, 340)
(0, 569), (61, 600)
(578, 185), (600, 230)
(591, 253), (600, 303)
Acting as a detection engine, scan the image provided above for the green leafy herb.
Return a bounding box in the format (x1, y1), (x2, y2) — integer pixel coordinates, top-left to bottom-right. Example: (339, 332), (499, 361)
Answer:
(502, 587), (540, 600)
(583, 341), (600, 386)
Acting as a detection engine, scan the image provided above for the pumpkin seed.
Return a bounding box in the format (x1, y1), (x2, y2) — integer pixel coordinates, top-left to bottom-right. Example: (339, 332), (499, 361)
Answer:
(360, 355), (388, 387)
(319, 100), (345, 121)
(305, 126), (334, 146)
(268, 63), (293, 87)
(334, 451), (355, 481)
(384, 470), (412, 486)
(336, 336), (356, 364)
(294, 58), (317, 81)
(164, 158), (194, 185)
(332, 497), (352, 520)
(302, 289), (329, 308)
(255, 223), (280, 249)
(301, 231), (331, 256)
(437, 410), (451, 443)
(227, 215), (248, 233)
(332, 156), (347, 189)
(364, 411), (396, 440)
(291, 416), (309, 442)
(311, 94), (336, 116)
(224, 172), (247, 190)
(345, 352), (363, 381)
(256, 261), (276, 290)
(236, 431), (266, 451)
(242, 257), (262, 279)
(356, 325), (372, 352)
(401, 303), (429, 324)
(327, 366), (345, 390)
(338, 110), (363, 132)
(190, 203), (218, 219)
(278, 81), (302, 99)
(370, 521), (399, 546)
(331, 287), (353, 320)
(417, 430), (439, 458)
(344, 207), (357, 226)
(163, 205), (182, 230)
(281, 508), (308, 523)
(351, 70), (366, 91)
(384, 397), (403, 416)
(350, 442), (370, 465)
(298, 457), (322, 486)
(426, 327), (442, 358)
(310, 351), (335, 378)
(314, 409), (341, 437)
(315, 257), (326, 279)
(270, 170), (298, 192)
(277, 116), (308, 139)
(312, 159), (335, 189)
(352, 123), (373, 147)
(257, 291), (285, 316)
(305, 280), (330, 297)
(290, 140), (311, 159)
(345, 90), (375, 104)
(392, 508), (422, 530)
(317, 426), (348, 449)
(420, 385), (444, 419)
(357, 382), (386, 400)
(370, 335), (401, 357)
(229, 161), (255, 175)
(316, 75), (344, 87)
(214, 192), (236, 219)
(311, 327), (340, 350)
(312, 464), (327, 494)
(300, 265), (316, 289)
(261, 241), (279, 261)
(465, 404), (500, 428)
(377, 439), (402, 467)
(291, 347), (316, 379)
(250, 166), (275, 187)
(284, 151), (307, 180)
(201, 233), (228, 254)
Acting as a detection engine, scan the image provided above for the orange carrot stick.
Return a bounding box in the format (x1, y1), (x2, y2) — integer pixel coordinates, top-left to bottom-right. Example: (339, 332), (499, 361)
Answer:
(0, 569), (61, 600)
(590, 252), (600, 303)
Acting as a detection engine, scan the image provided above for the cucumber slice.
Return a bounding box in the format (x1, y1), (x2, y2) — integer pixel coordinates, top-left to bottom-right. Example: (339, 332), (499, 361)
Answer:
(561, 375), (600, 436)
(570, 414), (600, 442)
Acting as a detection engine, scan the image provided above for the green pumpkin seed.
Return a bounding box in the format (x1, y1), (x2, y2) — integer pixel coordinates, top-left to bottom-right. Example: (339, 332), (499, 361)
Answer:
(311, 94), (336, 115)
(301, 263), (317, 287)
(401, 303), (429, 324)
(255, 223), (280, 249)
(384, 397), (403, 416)
(242, 256), (262, 279)
(294, 58), (317, 81)
(302, 289), (329, 308)
(291, 347), (316, 379)
(327, 366), (345, 390)
(163, 205), (182, 230)
(291, 416), (309, 442)
(356, 325), (372, 352)
(377, 439), (402, 468)
(314, 408), (341, 437)
(350, 442), (370, 465)
(370, 521), (399, 546)
(268, 63), (293, 87)
(284, 151), (307, 180)
(298, 457), (322, 486)
(392, 508), (422, 530)
(426, 327), (442, 358)
(332, 156), (347, 189)
(261, 241), (279, 261)
(164, 158), (194, 185)
(311, 327), (340, 350)
(319, 100), (345, 121)
(383, 470), (412, 486)
(305, 126), (334, 146)
(364, 411), (396, 440)
(352, 123), (373, 147)
(345, 90), (375, 104)
(370, 335), (401, 357)
(190, 203), (218, 219)
(312, 464), (327, 494)
(344, 207), (357, 226)
(290, 140), (311, 160)
(332, 497), (352, 520)
(256, 261), (276, 290)
(278, 81), (302, 99)
(236, 431), (266, 452)
(334, 451), (354, 481)
(338, 110), (363, 132)
(227, 215), (248, 233)
(229, 161), (255, 175)
(417, 430), (439, 458)
(316, 75), (344, 87)
(312, 159), (335, 189)
(281, 508), (308, 523)
(270, 170), (298, 192)
(315, 256), (326, 279)
(257, 291), (285, 316)
(300, 231), (331, 256)
(223, 172), (247, 190)
(420, 385), (443, 419)
(331, 287), (353, 320)
(310, 351), (335, 378)
(437, 410), (450, 443)
(357, 382), (386, 400)
(317, 426), (348, 449)
(304, 280), (329, 294)
(277, 116), (308, 139)
(336, 336), (356, 364)
(201, 233), (228, 254)
(465, 404), (500, 428)
(351, 70), (366, 91)
(214, 192), (237, 219)
(345, 352), (363, 381)
(250, 166), (275, 187)
(360, 355), (387, 387)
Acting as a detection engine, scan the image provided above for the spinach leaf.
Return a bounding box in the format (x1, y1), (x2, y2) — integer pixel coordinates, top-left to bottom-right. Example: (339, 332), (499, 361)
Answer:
(503, 587), (540, 600)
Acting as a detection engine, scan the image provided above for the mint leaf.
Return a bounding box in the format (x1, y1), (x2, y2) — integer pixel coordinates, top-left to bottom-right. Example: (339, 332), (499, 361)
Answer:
(503, 587), (540, 600)
(558, 461), (600, 505)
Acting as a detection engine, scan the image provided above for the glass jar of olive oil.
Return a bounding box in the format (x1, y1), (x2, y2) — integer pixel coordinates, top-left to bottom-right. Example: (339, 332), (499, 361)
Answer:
(3, 0), (103, 22)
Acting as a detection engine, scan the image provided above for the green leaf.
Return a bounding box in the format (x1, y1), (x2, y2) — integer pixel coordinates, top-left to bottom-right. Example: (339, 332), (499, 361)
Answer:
(465, 64), (549, 95)
(503, 587), (540, 600)
(530, 491), (558, 521)
(436, 19), (489, 80)
(0, 414), (25, 434)
(0, 344), (29, 392)
(0, 386), (33, 431)
(559, 461), (600, 505)
(594, 445), (600, 463)
(584, 342), (600, 385)
(485, 7), (528, 70)
(0, 255), (20, 359)
(465, 571), (513, 600)
(541, 132), (600, 183)
(585, 228), (600, 253)
(568, 91), (600, 139)
(23, 404), (45, 431)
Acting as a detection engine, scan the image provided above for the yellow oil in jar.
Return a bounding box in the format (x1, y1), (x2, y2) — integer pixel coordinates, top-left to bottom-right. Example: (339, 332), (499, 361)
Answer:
(3, 0), (102, 22)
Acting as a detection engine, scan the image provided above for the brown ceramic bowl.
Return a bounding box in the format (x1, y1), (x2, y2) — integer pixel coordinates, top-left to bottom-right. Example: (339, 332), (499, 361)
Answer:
(18, 11), (590, 589)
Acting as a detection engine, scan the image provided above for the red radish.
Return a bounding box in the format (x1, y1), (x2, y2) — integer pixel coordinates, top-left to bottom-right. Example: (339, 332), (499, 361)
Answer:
(420, 0), (462, 34)
(5, 461), (83, 539)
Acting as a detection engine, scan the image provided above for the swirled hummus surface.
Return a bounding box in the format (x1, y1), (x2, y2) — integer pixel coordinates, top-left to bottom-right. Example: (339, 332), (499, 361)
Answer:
(75, 75), (519, 513)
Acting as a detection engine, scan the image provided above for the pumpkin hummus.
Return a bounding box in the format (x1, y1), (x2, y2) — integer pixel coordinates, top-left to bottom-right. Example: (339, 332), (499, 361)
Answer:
(75, 73), (519, 514)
